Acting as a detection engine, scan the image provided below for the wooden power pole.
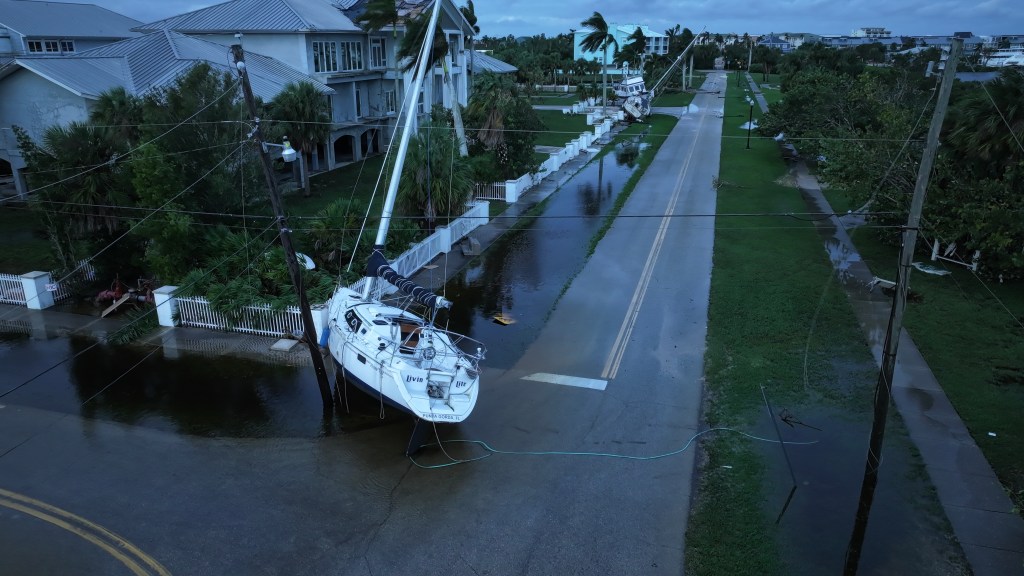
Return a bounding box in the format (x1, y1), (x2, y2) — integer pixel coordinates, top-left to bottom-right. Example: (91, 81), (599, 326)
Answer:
(842, 38), (963, 574)
(230, 44), (333, 413)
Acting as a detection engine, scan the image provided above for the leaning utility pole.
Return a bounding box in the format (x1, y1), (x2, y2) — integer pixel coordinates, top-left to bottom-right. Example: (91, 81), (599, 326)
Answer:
(842, 38), (963, 575)
(230, 44), (333, 413)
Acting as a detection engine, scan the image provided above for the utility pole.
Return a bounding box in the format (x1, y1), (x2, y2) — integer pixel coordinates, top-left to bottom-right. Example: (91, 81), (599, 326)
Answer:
(842, 37), (963, 575)
(230, 44), (333, 414)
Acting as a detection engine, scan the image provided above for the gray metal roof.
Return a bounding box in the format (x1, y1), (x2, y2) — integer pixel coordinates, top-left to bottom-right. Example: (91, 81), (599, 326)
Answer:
(0, 0), (141, 38)
(137, 0), (360, 33)
(1, 31), (333, 101)
(469, 51), (516, 74)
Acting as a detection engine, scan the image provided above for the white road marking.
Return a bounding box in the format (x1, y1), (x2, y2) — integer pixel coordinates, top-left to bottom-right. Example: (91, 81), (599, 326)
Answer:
(602, 111), (708, 380)
(522, 373), (607, 391)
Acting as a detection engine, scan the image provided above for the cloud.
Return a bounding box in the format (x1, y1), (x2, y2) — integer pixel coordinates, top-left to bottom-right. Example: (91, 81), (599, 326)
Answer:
(64, 0), (1024, 39)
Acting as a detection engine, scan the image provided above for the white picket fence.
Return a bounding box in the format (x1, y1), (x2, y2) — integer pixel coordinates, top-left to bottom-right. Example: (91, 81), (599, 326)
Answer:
(176, 297), (306, 338)
(0, 260), (92, 307)
(0, 273), (24, 305)
(169, 200), (491, 336)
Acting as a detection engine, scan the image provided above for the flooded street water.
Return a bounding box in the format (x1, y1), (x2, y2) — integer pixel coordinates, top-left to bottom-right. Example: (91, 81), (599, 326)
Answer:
(0, 143), (644, 437)
(441, 144), (644, 369)
(1, 330), (326, 437)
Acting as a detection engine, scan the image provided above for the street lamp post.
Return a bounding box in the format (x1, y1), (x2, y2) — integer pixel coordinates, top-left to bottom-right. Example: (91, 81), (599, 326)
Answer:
(264, 137), (304, 191)
(231, 44), (333, 414)
(746, 96), (754, 149)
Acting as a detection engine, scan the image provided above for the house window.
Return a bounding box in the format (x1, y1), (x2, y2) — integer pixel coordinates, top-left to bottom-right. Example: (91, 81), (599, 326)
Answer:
(26, 39), (73, 53)
(312, 41), (338, 73)
(417, 90), (425, 114)
(370, 38), (387, 68)
(355, 89), (362, 117)
(340, 41), (363, 71)
(384, 90), (396, 115)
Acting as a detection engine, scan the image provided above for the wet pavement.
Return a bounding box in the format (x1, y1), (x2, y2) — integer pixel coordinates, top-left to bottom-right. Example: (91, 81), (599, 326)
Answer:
(746, 72), (1024, 575)
(0, 77), (727, 576)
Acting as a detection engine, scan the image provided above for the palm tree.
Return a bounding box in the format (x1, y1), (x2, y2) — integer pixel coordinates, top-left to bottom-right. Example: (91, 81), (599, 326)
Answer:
(465, 72), (515, 149)
(627, 27), (648, 62)
(398, 9), (469, 157)
(355, 0), (402, 124)
(89, 87), (142, 145)
(459, 1), (480, 93)
(28, 122), (129, 238)
(580, 11), (618, 116)
(948, 69), (1024, 174)
(269, 81), (330, 197)
(397, 120), (473, 230)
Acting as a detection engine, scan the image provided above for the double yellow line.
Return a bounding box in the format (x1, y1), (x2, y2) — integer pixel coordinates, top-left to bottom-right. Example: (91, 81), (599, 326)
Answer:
(602, 111), (709, 380)
(0, 487), (171, 575)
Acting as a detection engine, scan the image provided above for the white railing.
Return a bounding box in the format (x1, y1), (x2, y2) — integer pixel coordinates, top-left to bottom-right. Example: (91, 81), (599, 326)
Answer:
(448, 200), (488, 241)
(176, 296), (305, 338)
(474, 181), (506, 201)
(0, 273), (26, 305)
(477, 129), (607, 204)
(48, 261), (93, 302)
(348, 200), (489, 297)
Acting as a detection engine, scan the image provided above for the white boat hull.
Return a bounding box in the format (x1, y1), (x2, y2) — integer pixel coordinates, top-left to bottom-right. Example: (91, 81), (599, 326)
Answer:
(326, 288), (482, 423)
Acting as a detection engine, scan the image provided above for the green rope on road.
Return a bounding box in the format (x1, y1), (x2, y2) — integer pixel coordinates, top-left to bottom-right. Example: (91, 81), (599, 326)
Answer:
(408, 426), (817, 469)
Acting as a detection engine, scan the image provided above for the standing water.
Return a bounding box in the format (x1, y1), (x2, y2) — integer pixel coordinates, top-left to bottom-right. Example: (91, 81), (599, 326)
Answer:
(0, 140), (647, 437)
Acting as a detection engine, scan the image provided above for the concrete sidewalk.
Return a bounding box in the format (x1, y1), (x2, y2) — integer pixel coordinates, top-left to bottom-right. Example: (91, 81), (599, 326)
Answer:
(744, 72), (1024, 575)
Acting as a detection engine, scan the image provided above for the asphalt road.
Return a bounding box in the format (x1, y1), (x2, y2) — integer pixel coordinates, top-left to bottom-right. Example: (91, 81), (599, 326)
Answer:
(0, 74), (727, 576)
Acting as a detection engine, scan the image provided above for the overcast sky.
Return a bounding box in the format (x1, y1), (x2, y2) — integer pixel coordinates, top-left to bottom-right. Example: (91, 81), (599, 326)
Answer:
(80, 0), (1023, 38)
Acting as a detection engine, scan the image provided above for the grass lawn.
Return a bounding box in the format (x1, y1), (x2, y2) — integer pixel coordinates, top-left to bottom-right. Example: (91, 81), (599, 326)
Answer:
(534, 109), (591, 148)
(821, 188), (1024, 511)
(281, 154), (392, 218)
(529, 94), (578, 106)
(685, 72), (964, 574)
(651, 90), (696, 107)
(0, 204), (58, 273)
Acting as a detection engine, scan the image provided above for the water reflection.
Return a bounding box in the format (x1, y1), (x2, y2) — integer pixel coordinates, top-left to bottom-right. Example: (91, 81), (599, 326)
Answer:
(1, 135), (648, 438)
(442, 147), (643, 369)
(1, 332), (328, 438)
(825, 238), (862, 284)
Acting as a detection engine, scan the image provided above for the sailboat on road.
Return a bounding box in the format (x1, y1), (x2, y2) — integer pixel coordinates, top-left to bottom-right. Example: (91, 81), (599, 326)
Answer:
(324, 0), (485, 424)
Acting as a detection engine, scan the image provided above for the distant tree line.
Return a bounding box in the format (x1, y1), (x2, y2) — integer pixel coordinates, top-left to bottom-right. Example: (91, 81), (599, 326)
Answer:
(759, 44), (1024, 277)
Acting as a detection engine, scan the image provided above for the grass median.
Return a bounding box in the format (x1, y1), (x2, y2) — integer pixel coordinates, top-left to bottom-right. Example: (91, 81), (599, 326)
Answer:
(685, 73), (965, 575)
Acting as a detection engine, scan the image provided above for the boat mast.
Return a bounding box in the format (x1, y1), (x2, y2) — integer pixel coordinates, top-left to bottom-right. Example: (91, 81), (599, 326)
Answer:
(363, 0), (443, 300)
(648, 26), (704, 99)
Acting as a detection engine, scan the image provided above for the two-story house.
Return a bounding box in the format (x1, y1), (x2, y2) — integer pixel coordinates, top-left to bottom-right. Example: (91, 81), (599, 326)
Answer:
(0, 0), (144, 195)
(0, 30), (332, 198)
(573, 24), (669, 76)
(0, 0), (141, 66)
(136, 0), (475, 170)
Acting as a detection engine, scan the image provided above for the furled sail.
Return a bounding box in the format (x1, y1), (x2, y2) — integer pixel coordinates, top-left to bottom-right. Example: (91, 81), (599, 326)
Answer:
(366, 248), (451, 309)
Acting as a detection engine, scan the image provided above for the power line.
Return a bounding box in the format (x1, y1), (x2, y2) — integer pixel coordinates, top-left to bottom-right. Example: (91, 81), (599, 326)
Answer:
(16, 141), (243, 176)
(0, 219), (281, 399)
(964, 61), (1024, 156)
(9, 143), (248, 311)
(1, 78), (240, 205)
